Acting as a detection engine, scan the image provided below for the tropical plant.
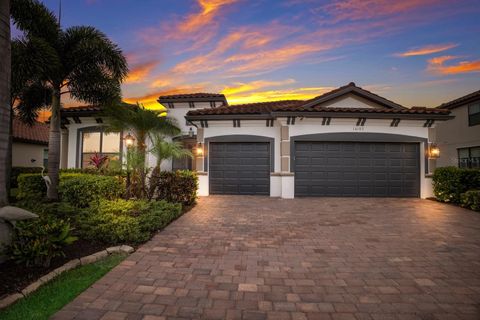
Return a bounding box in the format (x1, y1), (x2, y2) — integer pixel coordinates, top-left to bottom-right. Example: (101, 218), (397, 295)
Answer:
(10, 0), (128, 200)
(0, 0), (11, 205)
(88, 153), (109, 170)
(103, 103), (181, 198)
(6, 215), (78, 267)
(150, 134), (193, 170)
(103, 103), (180, 152)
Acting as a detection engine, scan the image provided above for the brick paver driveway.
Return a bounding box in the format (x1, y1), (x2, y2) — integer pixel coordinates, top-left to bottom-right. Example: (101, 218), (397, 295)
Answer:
(54, 196), (480, 320)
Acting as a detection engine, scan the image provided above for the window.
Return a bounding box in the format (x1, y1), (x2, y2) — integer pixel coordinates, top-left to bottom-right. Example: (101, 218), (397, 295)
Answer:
(172, 138), (196, 171)
(468, 102), (480, 126)
(458, 146), (480, 168)
(80, 129), (121, 168)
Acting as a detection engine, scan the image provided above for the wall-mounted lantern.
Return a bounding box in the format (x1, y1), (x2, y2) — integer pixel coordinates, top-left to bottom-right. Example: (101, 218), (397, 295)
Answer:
(429, 143), (440, 159)
(188, 127), (194, 138)
(124, 133), (135, 147)
(196, 142), (204, 156)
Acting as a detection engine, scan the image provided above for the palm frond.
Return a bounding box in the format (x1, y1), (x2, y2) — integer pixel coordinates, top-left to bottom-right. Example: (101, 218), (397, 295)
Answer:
(11, 0), (60, 42)
(150, 134), (193, 168)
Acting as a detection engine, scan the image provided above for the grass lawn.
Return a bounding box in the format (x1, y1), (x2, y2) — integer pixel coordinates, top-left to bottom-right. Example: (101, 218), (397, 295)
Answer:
(0, 253), (126, 320)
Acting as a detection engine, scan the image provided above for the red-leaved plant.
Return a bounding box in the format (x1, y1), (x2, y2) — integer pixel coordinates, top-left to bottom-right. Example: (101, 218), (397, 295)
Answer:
(88, 153), (109, 169)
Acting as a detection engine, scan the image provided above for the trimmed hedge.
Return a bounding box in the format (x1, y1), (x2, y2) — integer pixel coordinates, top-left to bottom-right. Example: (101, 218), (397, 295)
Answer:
(461, 190), (480, 212)
(10, 167), (43, 188)
(149, 170), (198, 206)
(60, 174), (125, 208)
(432, 167), (480, 203)
(78, 199), (182, 245)
(17, 173), (125, 207)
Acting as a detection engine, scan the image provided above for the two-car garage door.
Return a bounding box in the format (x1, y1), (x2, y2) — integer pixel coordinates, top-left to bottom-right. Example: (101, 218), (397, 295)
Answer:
(294, 142), (420, 197)
(208, 141), (420, 197)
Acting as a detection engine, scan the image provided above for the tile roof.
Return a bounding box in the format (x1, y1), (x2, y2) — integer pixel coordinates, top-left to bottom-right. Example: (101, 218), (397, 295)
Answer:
(61, 105), (102, 113)
(437, 89), (480, 109)
(13, 117), (49, 145)
(158, 93), (226, 100)
(187, 100), (304, 116)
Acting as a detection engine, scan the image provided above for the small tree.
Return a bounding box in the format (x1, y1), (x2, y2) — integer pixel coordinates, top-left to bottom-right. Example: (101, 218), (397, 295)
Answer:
(149, 133), (193, 171)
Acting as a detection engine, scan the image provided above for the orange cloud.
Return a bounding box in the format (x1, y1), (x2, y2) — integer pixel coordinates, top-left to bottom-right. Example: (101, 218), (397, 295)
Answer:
(178, 0), (238, 34)
(226, 43), (333, 73)
(125, 61), (158, 83)
(227, 87), (335, 105)
(323, 0), (444, 21)
(124, 84), (208, 109)
(395, 43), (457, 57)
(427, 55), (480, 75)
(222, 79), (296, 96)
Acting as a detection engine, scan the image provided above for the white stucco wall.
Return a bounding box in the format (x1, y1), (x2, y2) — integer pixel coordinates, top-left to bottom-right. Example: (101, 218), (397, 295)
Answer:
(12, 142), (46, 167)
(196, 117), (434, 199)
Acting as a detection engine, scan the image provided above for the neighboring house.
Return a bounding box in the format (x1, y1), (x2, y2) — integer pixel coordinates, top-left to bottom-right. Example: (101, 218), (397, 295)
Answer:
(12, 117), (49, 167)
(59, 83), (452, 199)
(435, 90), (480, 169)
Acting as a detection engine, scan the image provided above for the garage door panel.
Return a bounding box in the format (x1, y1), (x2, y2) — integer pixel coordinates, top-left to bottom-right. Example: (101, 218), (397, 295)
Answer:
(209, 142), (270, 195)
(295, 142), (419, 197)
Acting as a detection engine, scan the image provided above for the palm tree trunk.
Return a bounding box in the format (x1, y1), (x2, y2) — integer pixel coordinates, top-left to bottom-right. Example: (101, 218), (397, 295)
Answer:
(47, 88), (61, 201)
(0, 0), (11, 206)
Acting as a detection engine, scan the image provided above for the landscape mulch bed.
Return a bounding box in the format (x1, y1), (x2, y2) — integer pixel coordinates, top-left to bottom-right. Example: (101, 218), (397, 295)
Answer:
(0, 239), (107, 298)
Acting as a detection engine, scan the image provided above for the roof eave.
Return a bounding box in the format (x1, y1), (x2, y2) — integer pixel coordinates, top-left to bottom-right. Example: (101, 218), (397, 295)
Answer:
(158, 96), (228, 104)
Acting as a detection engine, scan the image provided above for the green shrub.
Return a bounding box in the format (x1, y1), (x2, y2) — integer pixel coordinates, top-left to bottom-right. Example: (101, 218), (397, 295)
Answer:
(461, 190), (480, 211)
(60, 174), (125, 208)
(5, 215), (77, 267)
(18, 201), (79, 219)
(432, 167), (480, 203)
(16, 173), (46, 202)
(150, 170), (198, 206)
(78, 199), (182, 245)
(17, 173), (125, 206)
(10, 167), (43, 188)
(138, 201), (182, 233)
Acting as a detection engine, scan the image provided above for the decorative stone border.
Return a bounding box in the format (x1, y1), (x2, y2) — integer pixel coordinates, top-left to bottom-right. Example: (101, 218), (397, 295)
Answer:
(0, 245), (134, 310)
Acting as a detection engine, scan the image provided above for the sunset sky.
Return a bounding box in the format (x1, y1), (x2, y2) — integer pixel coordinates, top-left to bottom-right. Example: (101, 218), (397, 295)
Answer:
(27, 0), (480, 109)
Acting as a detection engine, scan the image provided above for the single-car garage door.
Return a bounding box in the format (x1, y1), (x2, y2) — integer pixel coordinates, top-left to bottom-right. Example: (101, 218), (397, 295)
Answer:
(295, 142), (420, 197)
(209, 142), (270, 195)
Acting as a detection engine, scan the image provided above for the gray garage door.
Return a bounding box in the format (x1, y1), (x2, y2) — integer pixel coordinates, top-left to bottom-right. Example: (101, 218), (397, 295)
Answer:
(295, 142), (420, 197)
(209, 142), (270, 195)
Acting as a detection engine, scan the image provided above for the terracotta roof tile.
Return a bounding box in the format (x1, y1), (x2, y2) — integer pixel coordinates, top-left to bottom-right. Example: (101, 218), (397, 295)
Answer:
(158, 93), (226, 100)
(61, 105), (102, 113)
(187, 100), (304, 116)
(437, 89), (480, 109)
(13, 117), (49, 145)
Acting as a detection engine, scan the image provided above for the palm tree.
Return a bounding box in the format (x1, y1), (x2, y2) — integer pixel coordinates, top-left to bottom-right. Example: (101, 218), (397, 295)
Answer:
(104, 103), (181, 152)
(104, 103), (181, 198)
(0, 0), (10, 206)
(150, 134), (193, 170)
(10, 0), (128, 200)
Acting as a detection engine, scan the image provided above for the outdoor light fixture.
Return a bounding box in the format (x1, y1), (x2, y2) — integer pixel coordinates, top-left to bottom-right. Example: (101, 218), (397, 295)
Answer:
(124, 133), (135, 147)
(196, 143), (204, 156)
(188, 127), (194, 138)
(429, 143), (440, 159)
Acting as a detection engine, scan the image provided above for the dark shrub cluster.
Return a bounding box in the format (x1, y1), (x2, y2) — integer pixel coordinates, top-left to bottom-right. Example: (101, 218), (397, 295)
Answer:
(149, 170), (198, 206)
(432, 167), (480, 211)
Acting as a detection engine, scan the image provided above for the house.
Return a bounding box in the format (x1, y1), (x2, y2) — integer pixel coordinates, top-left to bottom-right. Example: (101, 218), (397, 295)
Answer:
(435, 90), (480, 169)
(59, 82), (452, 199)
(186, 83), (452, 199)
(12, 117), (49, 167)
